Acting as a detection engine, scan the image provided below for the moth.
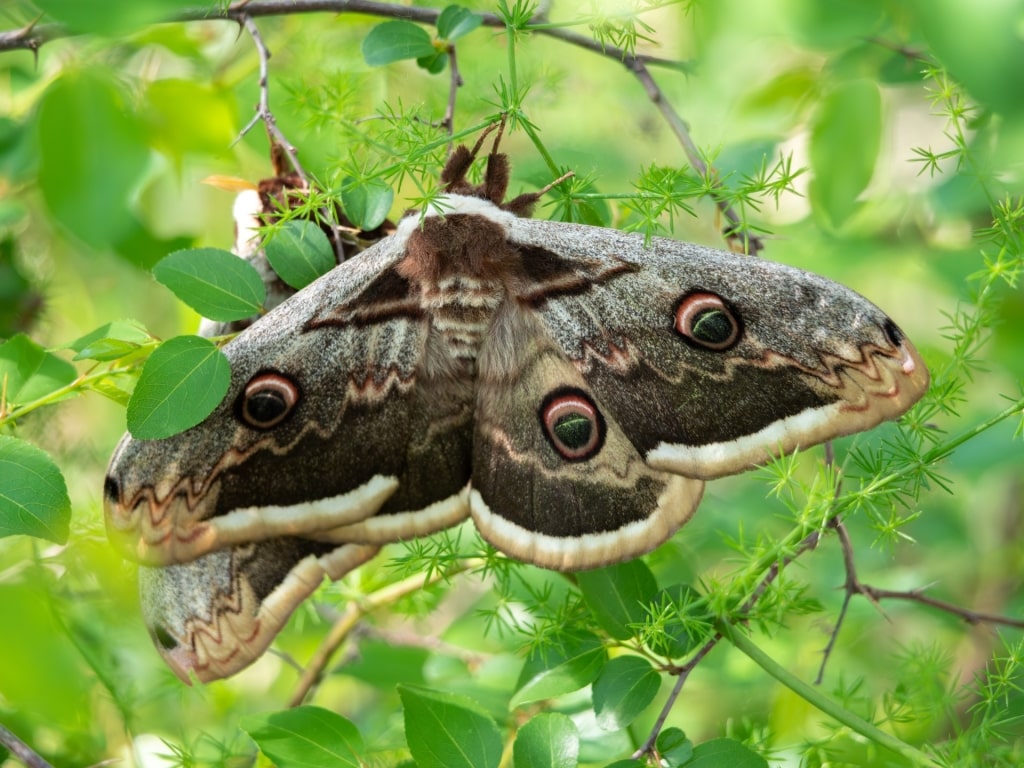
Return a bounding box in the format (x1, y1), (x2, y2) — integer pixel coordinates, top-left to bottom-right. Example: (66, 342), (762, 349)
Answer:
(107, 128), (929, 679)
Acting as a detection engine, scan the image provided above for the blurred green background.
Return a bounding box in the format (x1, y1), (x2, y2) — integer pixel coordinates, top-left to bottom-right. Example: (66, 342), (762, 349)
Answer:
(1, 0), (1023, 765)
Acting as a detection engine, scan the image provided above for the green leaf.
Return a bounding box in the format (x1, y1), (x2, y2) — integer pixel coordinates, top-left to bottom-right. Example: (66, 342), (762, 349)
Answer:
(912, 0), (1024, 115)
(153, 248), (266, 322)
(437, 5), (484, 41)
(36, 69), (148, 248)
(0, 334), (77, 406)
(264, 221), (336, 290)
(67, 320), (153, 362)
(577, 560), (657, 640)
(688, 737), (767, 768)
(240, 705), (364, 768)
(417, 50), (449, 74)
(0, 436), (71, 544)
(126, 335), (230, 440)
(340, 639), (428, 688)
(144, 79), (237, 158)
(399, 685), (503, 768)
(511, 631), (607, 708)
(808, 78), (881, 228)
(513, 713), (579, 768)
(362, 21), (437, 66)
(656, 728), (693, 767)
(592, 656), (661, 731)
(341, 179), (395, 232)
(32, 0), (198, 34)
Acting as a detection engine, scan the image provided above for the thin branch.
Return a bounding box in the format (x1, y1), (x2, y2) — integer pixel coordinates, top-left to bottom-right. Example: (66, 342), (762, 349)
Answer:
(633, 524), (824, 760)
(235, 13), (346, 261)
(0, 722), (53, 768)
(631, 635), (718, 759)
(443, 44), (462, 139)
(235, 14), (308, 180)
(0, 1), (766, 250)
(288, 558), (480, 706)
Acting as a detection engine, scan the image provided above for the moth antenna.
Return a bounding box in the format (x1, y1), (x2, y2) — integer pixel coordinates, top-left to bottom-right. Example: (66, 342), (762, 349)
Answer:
(484, 152), (511, 204)
(536, 170), (575, 197)
(442, 120), (504, 191)
(502, 171), (575, 217)
(441, 144), (475, 189)
(488, 116), (508, 156)
(469, 120), (502, 162)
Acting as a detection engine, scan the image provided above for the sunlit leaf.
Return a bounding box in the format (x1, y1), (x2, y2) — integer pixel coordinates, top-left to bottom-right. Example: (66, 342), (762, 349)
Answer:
(513, 713), (579, 768)
(126, 335), (230, 439)
(241, 706), (363, 768)
(0, 334), (76, 406)
(68, 320), (153, 362)
(437, 5), (483, 41)
(511, 631), (607, 708)
(153, 248), (265, 321)
(592, 656), (661, 731)
(36, 69), (148, 248)
(0, 436), (71, 544)
(399, 685), (503, 768)
(809, 78), (880, 228)
(264, 220), (335, 290)
(577, 560), (657, 640)
(362, 21), (437, 66)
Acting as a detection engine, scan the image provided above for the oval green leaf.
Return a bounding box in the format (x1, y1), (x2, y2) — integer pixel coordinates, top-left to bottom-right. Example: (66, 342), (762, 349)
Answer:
(240, 705), (364, 768)
(656, 728), (694, 767)
(592, 656), (661, 731)
(264, 220), (336, 290)
(511, 631), (607, 708)
(0, 334), (77, 406)
(513, 712), (579, 768)
(126, 335), (230, 440)
(153, 248), (265, 322)
(577, 560), (657, 640)
(37, 70), (148, 248)
(689, 737), (767, 768)
(341, 179), (395, 232)
(417, 50), (449, 74)
(362, 21), (437, 66)
(0, 436), (71, 544)
(808, 78), (881, 229)
(437, 5), (484, 41)
(68, 319), (153, 362)
(398, 685), (503, 768)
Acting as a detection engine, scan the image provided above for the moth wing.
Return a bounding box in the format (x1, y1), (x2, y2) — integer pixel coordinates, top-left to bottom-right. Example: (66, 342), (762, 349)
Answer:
(139, 538), (379, 683)
(470, 217), (927, 570)
(107, 236), (472, 565)
(507, 217), (929, 479)
(471, 304), (703, 571)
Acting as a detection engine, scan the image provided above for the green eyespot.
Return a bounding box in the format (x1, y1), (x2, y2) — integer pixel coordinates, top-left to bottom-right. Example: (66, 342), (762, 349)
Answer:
(540, 388), (606, 461)
(674, 292), (740, 350)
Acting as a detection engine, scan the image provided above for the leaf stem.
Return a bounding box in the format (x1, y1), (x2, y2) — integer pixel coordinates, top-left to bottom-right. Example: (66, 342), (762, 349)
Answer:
(717, 620), (942, 767)
(0, 365), (135, 429)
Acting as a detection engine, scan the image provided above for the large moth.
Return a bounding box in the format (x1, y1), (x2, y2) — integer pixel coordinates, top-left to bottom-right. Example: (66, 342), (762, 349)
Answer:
(109, 131), (929, 680)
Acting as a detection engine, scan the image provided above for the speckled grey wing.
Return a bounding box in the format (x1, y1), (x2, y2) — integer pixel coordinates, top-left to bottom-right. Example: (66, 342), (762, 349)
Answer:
(106, 234), (472, 566)
(139, 538), (379, 683)
(470, 217), (929, 570)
